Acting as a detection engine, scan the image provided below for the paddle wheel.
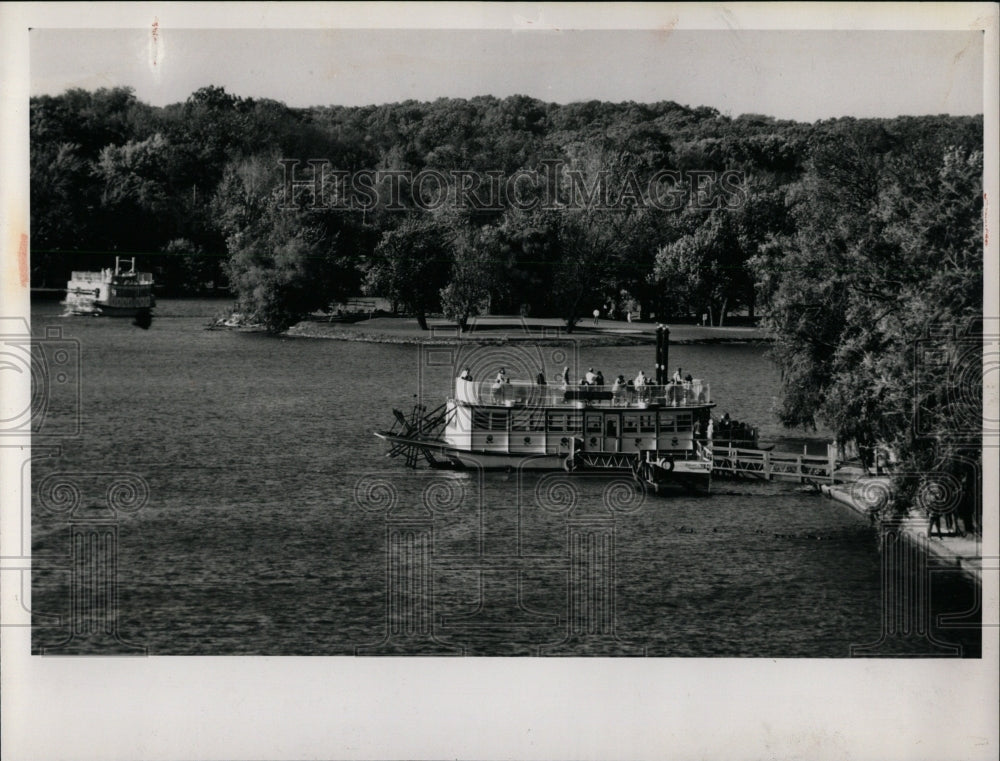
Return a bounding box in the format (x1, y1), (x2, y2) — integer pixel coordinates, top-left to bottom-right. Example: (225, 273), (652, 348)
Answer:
(383, 403), (452, 468)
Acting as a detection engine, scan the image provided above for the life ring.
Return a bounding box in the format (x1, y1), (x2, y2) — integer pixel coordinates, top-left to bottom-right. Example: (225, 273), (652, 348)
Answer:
(660, 456), (675, 473)
(563, 456), (578, 473)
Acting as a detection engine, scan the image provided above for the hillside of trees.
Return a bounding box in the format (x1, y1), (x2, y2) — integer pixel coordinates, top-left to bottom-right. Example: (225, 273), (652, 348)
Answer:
(30, 87), (984, 528)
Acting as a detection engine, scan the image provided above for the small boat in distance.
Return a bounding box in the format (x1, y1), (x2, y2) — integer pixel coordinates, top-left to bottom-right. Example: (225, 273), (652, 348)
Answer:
(63, 257), (155, 317)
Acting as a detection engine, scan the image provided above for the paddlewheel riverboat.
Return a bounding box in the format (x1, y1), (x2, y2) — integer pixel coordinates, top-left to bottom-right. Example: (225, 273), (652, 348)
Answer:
(375, 326), (716, 495)
(63, 257), (155, 317)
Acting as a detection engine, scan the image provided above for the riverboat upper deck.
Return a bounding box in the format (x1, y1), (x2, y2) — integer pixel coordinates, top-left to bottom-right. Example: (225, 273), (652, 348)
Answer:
(453, 378), (711, 409)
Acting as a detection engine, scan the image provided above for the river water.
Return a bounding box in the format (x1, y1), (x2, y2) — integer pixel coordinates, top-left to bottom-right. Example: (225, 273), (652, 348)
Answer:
(28, 300), (980, 656)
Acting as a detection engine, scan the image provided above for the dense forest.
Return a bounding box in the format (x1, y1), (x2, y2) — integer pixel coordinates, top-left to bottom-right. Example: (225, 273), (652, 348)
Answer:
(30, 87), (983, 528)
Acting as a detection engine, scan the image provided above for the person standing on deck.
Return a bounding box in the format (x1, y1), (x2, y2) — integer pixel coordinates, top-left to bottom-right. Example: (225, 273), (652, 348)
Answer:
(585, 367), (597, 384)
(492, 368), (508, 403)
(593, 308), (600, 326)
(536, 370), (546, 385)
(560, 366), (570, 389)
(672, 367), (683, 383)
(612, 375), (625, 405)
(634, 370), (647, 401)
(706, 416), (714, 441)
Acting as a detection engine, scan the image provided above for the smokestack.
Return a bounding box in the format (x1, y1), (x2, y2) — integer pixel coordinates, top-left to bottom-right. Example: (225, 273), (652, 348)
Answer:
(655, 325), (670, 385)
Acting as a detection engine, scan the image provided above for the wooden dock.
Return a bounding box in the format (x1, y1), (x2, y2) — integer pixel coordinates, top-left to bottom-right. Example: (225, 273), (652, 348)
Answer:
(711, 444), (837, 483)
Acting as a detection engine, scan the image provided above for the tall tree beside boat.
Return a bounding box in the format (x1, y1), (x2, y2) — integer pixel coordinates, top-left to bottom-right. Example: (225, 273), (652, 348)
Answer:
(756, 121), (983, 530)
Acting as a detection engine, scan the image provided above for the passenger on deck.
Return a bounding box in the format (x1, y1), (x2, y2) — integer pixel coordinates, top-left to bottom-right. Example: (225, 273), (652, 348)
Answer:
(634, 370), (648, 402)
(491, 368), (508, 403)
(536, 370), (546, 385)
(560, 366), (570, 389)
(672, 367), (683, 383)
(612, 375), (626, 405)
(585, 367), (597, 384)
(594, 370), (605, 387)
(706, 417), (714, 441)
(721, 412), (731, 429)
(458, 367), (473, 381)
(682, 372), (694, 402)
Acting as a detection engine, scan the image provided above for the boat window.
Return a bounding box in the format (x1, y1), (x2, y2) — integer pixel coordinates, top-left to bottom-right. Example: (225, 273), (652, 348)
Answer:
(639, 414), (656, 433)
(675, 412), (693, 430)
(585, 415), (602, 433)
(605, 418), (618, 437)
(658, 412), (675, 432)
(511, 410), (544, 431)
(622, 415), (638, 433)
(547, 412), (581, 432)
(473, 410), (508, 430)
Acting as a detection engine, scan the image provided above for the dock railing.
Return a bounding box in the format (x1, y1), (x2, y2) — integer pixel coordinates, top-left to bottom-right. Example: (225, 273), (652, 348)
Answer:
(710, 443), (838, 483)
(454, 379), (711, 408)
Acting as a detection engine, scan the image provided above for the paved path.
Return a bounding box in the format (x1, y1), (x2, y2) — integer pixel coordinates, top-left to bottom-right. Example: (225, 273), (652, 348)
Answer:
(823, 479), (983, 586)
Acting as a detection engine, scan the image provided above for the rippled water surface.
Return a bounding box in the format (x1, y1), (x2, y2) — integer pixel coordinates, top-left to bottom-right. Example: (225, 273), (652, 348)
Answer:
(30, 300), (980, 656)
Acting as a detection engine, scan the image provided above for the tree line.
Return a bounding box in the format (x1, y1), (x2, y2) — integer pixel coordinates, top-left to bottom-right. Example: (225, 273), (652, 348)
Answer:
(30, 87), (983, 529)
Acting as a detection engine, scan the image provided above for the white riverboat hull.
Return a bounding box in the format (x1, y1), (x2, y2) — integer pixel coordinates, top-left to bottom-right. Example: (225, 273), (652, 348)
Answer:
(373, 431), (713, 493)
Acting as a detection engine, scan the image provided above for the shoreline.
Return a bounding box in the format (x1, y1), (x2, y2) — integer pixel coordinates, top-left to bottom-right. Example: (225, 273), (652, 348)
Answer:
(282, 317), (770, 345)
(822, 479), (982, 587)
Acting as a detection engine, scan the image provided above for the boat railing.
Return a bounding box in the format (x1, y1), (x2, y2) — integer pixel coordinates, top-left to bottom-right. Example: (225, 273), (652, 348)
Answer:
(454, 379), (710, 407)
(69, 270), (153, 284)
(69, 271), (104, 283)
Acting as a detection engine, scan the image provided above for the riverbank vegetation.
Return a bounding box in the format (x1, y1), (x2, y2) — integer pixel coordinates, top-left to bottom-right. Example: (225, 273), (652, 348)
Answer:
(30, 87), (983, 529)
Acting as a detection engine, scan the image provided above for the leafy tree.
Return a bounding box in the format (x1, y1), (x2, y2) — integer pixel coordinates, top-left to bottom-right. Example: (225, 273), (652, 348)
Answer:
(653, 208), (746, 324)
(29, 142), (97, 285)
(364, 217), (451, 330)
(439, 225), (502, 331)
(758, 131), (982, 530)
(224, 194), (359, 332)
(549, 212), (618, 332)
